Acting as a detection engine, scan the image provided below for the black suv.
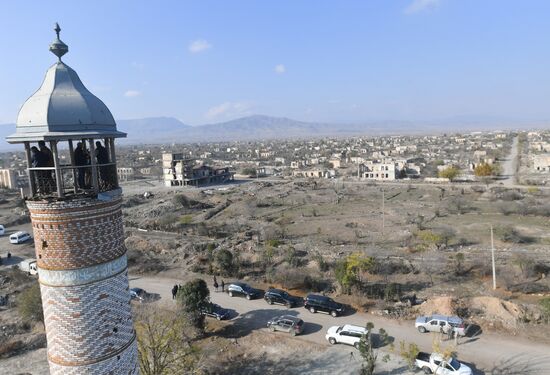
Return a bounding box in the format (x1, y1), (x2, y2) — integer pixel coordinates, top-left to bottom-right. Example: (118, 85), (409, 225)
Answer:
(303, 294), (345, 317)
(200, 303), (230, 320)
(227, 282), (262, 300)
(264, 288), (300, 307)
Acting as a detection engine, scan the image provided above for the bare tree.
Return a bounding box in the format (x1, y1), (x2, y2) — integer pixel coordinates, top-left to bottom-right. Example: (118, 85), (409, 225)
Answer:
(135, 305), (201, 375)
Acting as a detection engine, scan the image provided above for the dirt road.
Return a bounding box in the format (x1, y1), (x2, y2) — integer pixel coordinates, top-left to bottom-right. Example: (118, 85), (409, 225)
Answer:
(500, 136), (519, 187)
(130, 275), (550, 375)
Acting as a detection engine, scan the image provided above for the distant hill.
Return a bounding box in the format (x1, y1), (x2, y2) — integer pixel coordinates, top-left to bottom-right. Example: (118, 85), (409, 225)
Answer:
(1, 114), (547, 151)
(117, 115), (371, 144)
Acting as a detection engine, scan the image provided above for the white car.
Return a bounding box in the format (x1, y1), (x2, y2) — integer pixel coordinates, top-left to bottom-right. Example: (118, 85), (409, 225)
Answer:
(10, 231), (31, 244)
(416, 352), (472, 375)
(0, 225), (5, 236)
(325, 324), (367, 349)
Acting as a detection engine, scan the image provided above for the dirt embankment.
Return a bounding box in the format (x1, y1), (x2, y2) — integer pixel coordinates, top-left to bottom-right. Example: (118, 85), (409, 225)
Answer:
(416, 295), (541, 330)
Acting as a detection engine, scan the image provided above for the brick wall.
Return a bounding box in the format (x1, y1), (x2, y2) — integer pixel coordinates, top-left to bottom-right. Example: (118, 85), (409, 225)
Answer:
(28, 196), (138, 375)
(27, 198), (126, 270)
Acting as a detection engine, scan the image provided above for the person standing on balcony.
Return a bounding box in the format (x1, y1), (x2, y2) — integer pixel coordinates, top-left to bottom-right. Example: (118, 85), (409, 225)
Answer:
(74, 142), (89, 189)
(31, 146), (51, 194)
(95, 141), (111, 188)
(38, 141), (55, 192)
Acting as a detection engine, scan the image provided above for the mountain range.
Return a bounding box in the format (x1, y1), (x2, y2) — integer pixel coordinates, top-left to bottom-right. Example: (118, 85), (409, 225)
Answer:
(0, 114), (545, 151)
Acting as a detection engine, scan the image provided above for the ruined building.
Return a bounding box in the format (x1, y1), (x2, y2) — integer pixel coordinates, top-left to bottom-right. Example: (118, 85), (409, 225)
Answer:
(6, 24), (138, 374)
(162, 152), (234, 186)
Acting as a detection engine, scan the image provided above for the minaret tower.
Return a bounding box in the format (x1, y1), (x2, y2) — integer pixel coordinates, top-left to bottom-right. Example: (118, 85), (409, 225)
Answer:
(6, 24), (138, 374)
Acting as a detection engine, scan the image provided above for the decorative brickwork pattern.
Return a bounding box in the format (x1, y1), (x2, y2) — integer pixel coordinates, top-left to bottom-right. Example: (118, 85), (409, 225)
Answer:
(41, 269), (135, 365)
(27, 197), (126, 270)
(48, 339), (138, 375)
(27, 195), (138, 375)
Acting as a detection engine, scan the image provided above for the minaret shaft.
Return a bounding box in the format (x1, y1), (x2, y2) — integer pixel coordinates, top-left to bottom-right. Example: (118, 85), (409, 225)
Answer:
(28, 197), (138, 374)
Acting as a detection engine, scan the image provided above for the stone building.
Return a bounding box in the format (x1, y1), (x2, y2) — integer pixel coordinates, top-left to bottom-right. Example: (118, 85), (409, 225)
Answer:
(360, 160), (399, 180)
(0, 168), (18, 189)
(5, 24), (137, 374)
(534, 154), (550, 172)
(162, 152), (233, 186)
(117, 167), (135, 181)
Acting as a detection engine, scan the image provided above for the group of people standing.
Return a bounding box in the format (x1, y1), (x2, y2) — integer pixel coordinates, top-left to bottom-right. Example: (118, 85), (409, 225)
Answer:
(74, 141), (112, 190)
(170, 277), (226, 300)
(213, 276), (225, 292)
(30, 141), (55, 194)
(30, 140), (114, 194)
(171, 284), (182, 299)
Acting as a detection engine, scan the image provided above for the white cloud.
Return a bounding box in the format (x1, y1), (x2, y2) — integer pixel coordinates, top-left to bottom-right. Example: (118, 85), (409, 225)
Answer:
(189, 39), (212, 53)
(124, 90), (141, 98)
(274, 64), (286, 74)
(404, 0), (440, 14)
(205, 101), (252, 120)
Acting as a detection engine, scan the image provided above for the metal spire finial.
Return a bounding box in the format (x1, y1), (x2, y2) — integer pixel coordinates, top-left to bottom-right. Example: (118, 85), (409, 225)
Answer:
(49, 22), (68, 61)
(54, 22), (61, 39)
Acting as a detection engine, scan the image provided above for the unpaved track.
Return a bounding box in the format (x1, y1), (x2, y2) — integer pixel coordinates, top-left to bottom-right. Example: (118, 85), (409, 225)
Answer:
(500, 136), (519, 187)
(131, 275), (550, 375)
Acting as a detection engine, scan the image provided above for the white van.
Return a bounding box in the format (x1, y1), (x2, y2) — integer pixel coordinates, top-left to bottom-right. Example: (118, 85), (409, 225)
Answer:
(18, 259), (38, 275)
(10, 231), (31, 244)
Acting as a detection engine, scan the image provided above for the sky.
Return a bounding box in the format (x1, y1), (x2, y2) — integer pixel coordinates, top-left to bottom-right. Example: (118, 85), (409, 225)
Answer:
(2, 0), (550, 126)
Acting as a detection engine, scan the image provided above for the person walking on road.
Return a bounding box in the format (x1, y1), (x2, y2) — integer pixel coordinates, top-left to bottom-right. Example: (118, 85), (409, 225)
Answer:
(213, 276), (219, 292)
(221, 280), (225, 293)
(171, 284), (178, 300)
(447, 326), (454, 341)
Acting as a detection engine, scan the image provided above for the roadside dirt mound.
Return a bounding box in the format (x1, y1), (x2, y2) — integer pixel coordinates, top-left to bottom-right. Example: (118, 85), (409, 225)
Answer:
(468, 296), (525, 327)
(418, 296), (455, 316)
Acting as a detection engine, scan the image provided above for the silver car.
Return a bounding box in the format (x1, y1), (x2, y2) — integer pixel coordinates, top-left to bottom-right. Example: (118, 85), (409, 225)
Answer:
(415, 314), (466, 336)
(267, 315), (304, 336)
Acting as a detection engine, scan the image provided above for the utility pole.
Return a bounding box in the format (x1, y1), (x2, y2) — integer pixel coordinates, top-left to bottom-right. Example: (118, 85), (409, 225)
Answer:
(491, 224), (496, 290)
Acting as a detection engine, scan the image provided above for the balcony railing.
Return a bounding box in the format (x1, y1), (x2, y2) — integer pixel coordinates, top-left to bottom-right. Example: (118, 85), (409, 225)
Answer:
(28, 162), (118, 198)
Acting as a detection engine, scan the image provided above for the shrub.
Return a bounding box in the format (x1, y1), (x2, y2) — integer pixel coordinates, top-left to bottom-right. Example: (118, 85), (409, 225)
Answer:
(334, 253), (375, 293)
(241, 168), (257, 177)
(438, 166), (460, 181)
(399, 341), (420, 371)
(540, 297), (550, 323)
(266, 239), (281, 247)
(303, 275), (327, 292)
(179, 215), (193, 225)
(416, 230), (446, 250)
(17, 283), (43, 327)
(285, 247), (300, 267)
(447, 197), (473, 215)
(158, 213), (178, 228)
(474, 163), (498, 177)
(173, 194), (190, 207)
(313, 253), (330, 272)
(496, 226), (534, 244)
(215, 249), (234, 276)
(176, 278), (210, 332)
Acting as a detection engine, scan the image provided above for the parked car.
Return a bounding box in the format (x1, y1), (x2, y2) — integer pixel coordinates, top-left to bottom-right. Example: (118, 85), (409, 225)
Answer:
(415, 314), (466, 336)
(129, 288), (156, 303)
(200, 303), (230, 320)
(267, 315), (304, 336)
(9, 231), (31, 244)
(264, 288), (300, 307)
(304, 294), (345, 317)
(415, 352), (472, 374)
(325, 324), (367, 349)
(227, 282), (262, 300)
(0, 225), (5, 236)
